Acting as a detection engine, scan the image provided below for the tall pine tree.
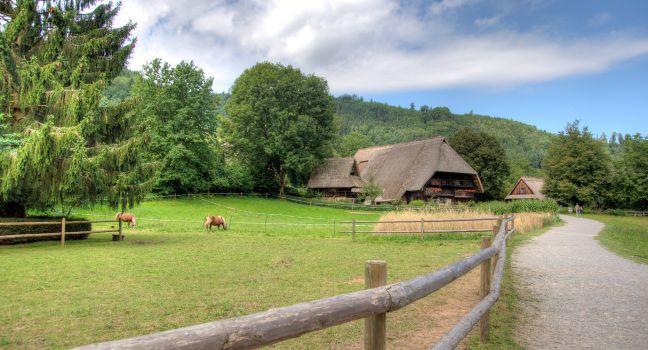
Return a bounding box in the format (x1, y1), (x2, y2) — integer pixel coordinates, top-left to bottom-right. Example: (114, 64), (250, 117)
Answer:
(0, 1), (155, 217)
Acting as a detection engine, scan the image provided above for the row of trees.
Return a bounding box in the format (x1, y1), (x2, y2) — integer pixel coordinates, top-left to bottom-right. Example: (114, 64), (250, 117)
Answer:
(544, 122), (647, 209)
(448, 122), (647, 209)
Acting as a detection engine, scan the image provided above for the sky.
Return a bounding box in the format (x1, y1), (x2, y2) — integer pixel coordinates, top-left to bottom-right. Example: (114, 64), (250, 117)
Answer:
(115, 0), (648, 135)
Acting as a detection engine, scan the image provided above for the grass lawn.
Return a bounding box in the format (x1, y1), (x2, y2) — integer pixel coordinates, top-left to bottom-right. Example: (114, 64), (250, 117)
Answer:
(587, 214), (648, 264)
(0, 196), (488, 349)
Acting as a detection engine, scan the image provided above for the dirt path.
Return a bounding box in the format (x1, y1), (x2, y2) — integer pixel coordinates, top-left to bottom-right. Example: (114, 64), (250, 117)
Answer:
(514, 215), (648, 349)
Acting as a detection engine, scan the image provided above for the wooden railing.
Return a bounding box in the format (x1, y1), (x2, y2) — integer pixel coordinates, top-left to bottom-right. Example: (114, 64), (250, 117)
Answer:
(75, 216), (515, 350)
(339, 217), (502, 240)
(623, 210), (648, 217)
(0, 219), (123, 245)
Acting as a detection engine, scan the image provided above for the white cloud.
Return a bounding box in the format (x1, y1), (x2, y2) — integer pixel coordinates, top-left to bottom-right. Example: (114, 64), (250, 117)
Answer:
(429, 0), (479, 15)
(474, 15), (502, 27)
(114, 0), (648, 93)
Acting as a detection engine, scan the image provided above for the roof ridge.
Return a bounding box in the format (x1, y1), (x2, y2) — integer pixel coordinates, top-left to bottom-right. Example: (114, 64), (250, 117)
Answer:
(355, 136), (445, 153)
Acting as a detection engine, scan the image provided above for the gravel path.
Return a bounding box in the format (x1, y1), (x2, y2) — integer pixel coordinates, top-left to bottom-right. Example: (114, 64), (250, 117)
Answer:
(513, 215), (648, 349)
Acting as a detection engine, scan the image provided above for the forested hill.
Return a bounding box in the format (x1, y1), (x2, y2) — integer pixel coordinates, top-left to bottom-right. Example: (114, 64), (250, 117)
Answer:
(333, 95), (553, 178)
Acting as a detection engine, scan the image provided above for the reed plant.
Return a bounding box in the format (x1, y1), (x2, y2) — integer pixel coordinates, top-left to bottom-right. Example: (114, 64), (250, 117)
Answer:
(374, 209), (556, 235)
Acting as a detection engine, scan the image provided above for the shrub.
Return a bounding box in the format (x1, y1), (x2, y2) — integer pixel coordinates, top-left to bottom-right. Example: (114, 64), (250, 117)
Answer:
(0, 217), (92, 245)
(409, 199), (425, 207)
(604, 209), (626, 216)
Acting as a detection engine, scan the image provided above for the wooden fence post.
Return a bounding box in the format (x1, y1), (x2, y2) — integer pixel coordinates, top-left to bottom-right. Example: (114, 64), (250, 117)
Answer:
(352, 219), (356, 241)
(333, 219), (336, 237)
(492, 219), (502, 272)
(60, 217), (66, 246)
(118, 220), (123, 241)
(479, 236), (492, 342)
(364, 260), (387, 350)
(420, 218), (424, 241)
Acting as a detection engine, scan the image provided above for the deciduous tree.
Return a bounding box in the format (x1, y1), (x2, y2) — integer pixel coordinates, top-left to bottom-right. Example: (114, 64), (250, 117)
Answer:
(543, 122), (612, 207)
(132, 60), (219, 194)
(449, 128), (510, 200)
(221, 62), (336, 195)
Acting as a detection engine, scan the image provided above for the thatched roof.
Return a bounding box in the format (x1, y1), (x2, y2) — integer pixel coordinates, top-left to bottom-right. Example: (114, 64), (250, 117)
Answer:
(356, 137), (482, 202)
(307, 157), (364, 189)
(308, 137), (483, 202)
(505, 177), (546, 200)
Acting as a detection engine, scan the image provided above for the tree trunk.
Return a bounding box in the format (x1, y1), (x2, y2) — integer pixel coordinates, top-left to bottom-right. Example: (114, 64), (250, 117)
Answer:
(278, 171), (286, 197)
(0, 201), (27, 218)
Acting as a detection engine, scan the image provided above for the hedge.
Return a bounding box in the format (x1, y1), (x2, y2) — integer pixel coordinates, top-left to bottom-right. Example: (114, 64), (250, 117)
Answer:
(0, 217), (92, 245)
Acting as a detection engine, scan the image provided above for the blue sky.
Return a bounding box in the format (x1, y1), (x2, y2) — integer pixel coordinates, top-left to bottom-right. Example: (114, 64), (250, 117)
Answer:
(361, 1), (648, 135)
(365, 55), (648, 135)
(116, 0), (648, 135)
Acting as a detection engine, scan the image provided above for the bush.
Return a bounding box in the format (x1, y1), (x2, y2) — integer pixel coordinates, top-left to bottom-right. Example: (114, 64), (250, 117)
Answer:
(0, 217), (92, 245)
(409, 199), (425, 207)
(604, 209), (626, 216)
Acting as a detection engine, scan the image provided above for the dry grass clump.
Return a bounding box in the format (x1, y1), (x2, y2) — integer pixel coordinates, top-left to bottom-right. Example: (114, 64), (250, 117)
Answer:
(375, 210), (555, 235)
(512, 212), (555, 233)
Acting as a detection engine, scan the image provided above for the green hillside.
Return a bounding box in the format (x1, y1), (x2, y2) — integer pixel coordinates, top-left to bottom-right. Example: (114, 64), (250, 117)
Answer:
(333, 95), (553, 182)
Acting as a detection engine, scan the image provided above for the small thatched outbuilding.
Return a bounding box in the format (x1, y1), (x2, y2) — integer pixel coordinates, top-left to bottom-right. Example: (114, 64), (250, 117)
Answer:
(307, 137), (483, 204)
(505, 177), (545, 200)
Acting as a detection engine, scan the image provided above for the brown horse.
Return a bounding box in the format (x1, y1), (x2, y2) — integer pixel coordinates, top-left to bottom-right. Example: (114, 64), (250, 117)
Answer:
(204, 215), (227, 231)
(115, 212), (137, 228)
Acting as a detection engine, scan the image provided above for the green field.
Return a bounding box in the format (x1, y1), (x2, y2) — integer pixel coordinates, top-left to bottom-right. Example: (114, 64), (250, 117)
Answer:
(0, 196), (489, 349)
(589, 214), (648, 264)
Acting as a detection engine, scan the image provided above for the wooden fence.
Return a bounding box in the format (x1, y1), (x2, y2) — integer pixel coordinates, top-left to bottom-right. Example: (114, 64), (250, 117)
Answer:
(338, 217), (502, 241)
(623, 210), (648, 217)
(75, 216), (515, 350)
(0, 219), (124, 245)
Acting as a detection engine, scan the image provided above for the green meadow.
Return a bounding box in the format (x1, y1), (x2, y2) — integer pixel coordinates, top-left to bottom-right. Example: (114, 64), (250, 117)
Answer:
(0, 197), (486, 349)
(589, 214), (648, 264)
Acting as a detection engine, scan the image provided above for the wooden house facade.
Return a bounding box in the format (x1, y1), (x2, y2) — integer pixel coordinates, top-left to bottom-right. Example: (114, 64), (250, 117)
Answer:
(505, 177), (546, 200)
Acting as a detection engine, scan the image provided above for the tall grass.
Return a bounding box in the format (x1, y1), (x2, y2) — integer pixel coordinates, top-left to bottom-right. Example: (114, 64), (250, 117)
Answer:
(374, 210), (556, 235)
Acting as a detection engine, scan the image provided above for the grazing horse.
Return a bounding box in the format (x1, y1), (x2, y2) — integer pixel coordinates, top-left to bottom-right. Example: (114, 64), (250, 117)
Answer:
(115, 212), (137, 228)
(204, 215), (227, 231)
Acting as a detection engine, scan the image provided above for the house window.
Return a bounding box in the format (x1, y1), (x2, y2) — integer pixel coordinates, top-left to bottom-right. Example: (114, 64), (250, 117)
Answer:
(520, 187), (526, 194)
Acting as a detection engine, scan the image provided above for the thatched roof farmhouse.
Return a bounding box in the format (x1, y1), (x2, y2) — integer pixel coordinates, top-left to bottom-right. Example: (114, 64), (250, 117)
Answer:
(308, 137), (483, 204)
(505, 177), (546, 200)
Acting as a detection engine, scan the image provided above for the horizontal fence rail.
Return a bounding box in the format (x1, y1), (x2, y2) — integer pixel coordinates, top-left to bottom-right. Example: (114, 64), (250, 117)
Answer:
(623, 210), (648, 216)
(0, 219), (124, 244)
(76, 216), (515, 350)
(338, 217), (503, 239)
